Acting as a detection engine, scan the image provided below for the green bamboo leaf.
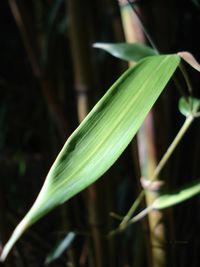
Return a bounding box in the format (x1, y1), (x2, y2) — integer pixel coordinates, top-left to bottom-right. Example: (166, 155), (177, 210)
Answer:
(93, 42), (157, 62)
(45, 232), (76, 265)
(0, 54), (180, 261)
(153, 180), (200, 210)
(179, 96), (200, 117)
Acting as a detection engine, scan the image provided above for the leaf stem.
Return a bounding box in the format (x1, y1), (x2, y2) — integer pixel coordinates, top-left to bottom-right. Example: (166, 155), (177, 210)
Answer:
(126, 0), (190, 101)
(179, 62), (193, 95)
(129, 205), (153, 224)
(116, 114), (194, 232)
(119, 190), (145, 230)
(151, 114), (194, 180)
(126, 0), (159, 53)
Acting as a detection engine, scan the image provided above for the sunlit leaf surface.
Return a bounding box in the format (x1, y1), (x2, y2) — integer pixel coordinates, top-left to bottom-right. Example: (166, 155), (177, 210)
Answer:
(0, 54), (180, 261)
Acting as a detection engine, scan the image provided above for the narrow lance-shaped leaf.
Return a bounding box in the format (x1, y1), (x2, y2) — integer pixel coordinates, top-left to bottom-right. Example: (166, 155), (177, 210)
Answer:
(93, 42), (157, 62)
(0, 54), (180, 261)
(131, 179), (200, 224)
(45, 232), (76, 265)
(153, 179), (200, 210)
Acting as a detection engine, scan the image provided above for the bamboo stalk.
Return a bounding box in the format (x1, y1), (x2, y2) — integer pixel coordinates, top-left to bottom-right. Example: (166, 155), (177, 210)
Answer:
(8, 0), (41, 78)
(138, 115), (167, 267)
(66, 1), (110, 266)
(118, 2), (154, 267)
(118, 2), (169, 267)
(7, 2), (77, 265)
(140, 2), (179, 267)
(8, 0), (70, 141)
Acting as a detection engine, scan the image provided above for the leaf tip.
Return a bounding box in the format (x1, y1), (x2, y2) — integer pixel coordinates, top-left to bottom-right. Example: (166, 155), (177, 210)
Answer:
(0, 218), (29, 261)
(178, 51), (200, 72)
(92, 42), (109, 49)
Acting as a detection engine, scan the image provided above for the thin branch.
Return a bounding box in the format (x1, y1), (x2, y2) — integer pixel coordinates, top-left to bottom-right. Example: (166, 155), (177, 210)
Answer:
(126, 0), (159, 53)
(114, 114), (195, 232)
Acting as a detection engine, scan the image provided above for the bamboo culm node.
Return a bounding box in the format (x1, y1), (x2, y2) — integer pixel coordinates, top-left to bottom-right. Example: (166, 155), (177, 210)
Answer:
(116, 113), (195, 233)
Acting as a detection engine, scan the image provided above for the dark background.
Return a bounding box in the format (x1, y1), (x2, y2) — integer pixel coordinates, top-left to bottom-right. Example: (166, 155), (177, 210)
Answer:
(0, 0), (200, 266)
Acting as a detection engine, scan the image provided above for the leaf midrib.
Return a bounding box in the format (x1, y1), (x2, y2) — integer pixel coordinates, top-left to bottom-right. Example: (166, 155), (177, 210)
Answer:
(46, 56), (171, 198)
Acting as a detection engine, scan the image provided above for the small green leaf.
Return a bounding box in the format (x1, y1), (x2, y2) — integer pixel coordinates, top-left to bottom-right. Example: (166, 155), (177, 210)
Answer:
(45, 232), (76, 265)
(0, 54), (180, 261)
(153, 180), (200, 210)
(179, 97), (200, 117)
(93, 42), (157, 62)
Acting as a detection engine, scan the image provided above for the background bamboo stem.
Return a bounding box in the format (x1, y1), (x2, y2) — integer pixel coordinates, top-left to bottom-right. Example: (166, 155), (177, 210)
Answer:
(67, 1), (109, 266)
(7, 2), (77, 265)
(118, 2), (170, 266)
(8, 0), (70, 141)
(118, 2), (156, 267)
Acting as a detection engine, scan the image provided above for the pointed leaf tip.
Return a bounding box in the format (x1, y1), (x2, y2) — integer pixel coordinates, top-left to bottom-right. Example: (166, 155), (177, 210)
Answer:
(178, 51), (200, 72)
(0, 218), (29, 261)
